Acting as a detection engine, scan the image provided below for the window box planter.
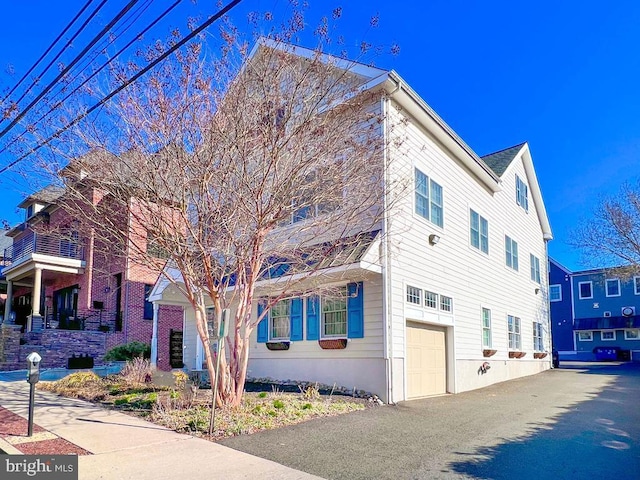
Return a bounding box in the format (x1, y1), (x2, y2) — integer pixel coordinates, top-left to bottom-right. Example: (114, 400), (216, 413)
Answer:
(533, 352), (547, 359)
(483, 349), (497, 358)
(266, 342), (290, 351)
(318, 339), (348, 350)
(509, 351), (526, 359)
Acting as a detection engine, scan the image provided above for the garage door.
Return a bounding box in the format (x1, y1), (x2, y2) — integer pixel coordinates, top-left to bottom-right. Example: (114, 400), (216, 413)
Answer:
(406, 322), (447, 398)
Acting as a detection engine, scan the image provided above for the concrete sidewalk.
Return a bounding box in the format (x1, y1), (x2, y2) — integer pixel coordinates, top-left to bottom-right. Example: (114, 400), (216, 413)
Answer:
(0, 381), (322, 480)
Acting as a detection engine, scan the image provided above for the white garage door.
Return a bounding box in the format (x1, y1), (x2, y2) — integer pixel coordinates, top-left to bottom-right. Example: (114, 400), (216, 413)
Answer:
(406, 322), (447, 398)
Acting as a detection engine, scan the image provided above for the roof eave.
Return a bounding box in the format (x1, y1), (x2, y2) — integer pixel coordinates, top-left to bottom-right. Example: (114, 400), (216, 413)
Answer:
(384, 71), (501, 193)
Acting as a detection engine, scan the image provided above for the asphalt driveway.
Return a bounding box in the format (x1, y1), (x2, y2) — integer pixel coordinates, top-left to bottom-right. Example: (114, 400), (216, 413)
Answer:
(221, 362), (640, 479)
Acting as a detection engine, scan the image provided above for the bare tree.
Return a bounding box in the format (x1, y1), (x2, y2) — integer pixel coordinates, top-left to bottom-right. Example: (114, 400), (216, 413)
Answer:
(37, 9), (399, 407)
(571, 181), (640, 276)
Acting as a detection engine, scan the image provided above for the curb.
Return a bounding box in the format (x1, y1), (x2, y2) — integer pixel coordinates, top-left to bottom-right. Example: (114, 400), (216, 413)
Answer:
(0, 437), (23, 455)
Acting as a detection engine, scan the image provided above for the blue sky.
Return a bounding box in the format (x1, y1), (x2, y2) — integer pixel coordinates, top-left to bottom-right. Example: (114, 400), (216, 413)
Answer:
(1, 0), (639, 272)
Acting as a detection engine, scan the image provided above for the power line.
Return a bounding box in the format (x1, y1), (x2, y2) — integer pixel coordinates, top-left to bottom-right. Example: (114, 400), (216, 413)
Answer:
(0, 0), (96, 107)
(0, 0), (182, 157)
(0, 0), (243, 175)
(2, 0), (109, 121)
(0, 0), (141, 142)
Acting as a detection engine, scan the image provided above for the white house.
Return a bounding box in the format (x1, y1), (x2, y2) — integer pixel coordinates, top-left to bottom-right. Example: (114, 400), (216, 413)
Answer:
(149, 40), (553, 404)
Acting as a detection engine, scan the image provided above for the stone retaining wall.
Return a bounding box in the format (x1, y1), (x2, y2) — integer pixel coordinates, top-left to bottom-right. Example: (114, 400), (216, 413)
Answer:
(18, 331), (108, 370)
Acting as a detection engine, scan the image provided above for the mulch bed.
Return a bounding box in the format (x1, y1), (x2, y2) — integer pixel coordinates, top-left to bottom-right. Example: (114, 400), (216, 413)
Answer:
(0, 406), (90, 456)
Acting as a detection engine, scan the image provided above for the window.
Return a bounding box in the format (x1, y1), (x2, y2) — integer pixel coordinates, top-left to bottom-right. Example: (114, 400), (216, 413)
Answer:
(578, 281), (593, 299)
(516, 174), (528, 212)
(549, 285), (562, 302)
(415, 168), (444, 227)
(530, 254), (541, 283)
(508, 315), (521, 350)
(143, 284), (154, 320)
(26, 204), (34, 219)
(425, 291), (438, 309)
(505, 236), (519, 271)
(470, 209), (489, 254)
(625, 329), (640, 340)
(440, 295), (453, 313)
(601, 330), (615, 341)
(322, 287), (348, 338)
(605, 279), (621, 297)
(482, 308), (492, 348)
(635, 277), (640, 295)
(533, 322), (543, 351)
(406, 286), (422, 305)
(578, 331), (593, 341)
(270, 299), (291, 340)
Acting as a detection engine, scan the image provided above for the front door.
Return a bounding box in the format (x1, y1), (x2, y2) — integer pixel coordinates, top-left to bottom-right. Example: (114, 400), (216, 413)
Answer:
(53, 285), (78, 329)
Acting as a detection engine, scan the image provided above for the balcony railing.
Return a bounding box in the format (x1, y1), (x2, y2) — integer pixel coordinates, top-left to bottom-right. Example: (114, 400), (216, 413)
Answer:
(3, 231), (85, 267)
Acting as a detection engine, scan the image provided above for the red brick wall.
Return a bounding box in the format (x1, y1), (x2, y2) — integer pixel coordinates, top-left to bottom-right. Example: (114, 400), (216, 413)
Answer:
(157, 305), (183, 371)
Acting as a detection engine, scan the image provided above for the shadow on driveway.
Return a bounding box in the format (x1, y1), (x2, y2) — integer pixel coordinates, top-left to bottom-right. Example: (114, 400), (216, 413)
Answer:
(221, 363), (640, 480)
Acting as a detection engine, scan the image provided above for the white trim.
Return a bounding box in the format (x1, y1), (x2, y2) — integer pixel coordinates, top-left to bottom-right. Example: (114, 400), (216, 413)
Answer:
(578, 281), (593, 300)
(577, 331), (593, 341)
(634, 276), (640, 295)
(624, 329), (640, 340)
(605, 278), (621, 297)
(549, 284), (562, 302)
(601, 330), (616, 341)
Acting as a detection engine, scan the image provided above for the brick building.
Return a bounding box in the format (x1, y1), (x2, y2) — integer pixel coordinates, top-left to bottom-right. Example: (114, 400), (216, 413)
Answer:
(0, 174), (183, 371)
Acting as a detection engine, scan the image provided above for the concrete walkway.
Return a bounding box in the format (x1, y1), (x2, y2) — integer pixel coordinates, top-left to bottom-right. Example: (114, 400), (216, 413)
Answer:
(0, 381), (321, 480)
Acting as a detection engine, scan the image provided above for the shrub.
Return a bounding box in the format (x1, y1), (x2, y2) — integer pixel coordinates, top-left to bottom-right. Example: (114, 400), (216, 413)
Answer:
(120, 358), (152, 384)
(272, 399), (285, 409)
(257, 392), (268, 398)
(104, 342), (151, 362)
(57, 371), (101, 388)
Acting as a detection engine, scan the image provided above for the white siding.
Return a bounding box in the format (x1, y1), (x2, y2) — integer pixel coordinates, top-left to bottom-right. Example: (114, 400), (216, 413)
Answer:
(385, 100), (550, 400)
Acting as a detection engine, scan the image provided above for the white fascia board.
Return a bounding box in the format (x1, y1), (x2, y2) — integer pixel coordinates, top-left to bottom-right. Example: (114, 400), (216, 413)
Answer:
(252, 37), (388, 80)
(517, 144), (553, 240)
(384, 72), (501, 193)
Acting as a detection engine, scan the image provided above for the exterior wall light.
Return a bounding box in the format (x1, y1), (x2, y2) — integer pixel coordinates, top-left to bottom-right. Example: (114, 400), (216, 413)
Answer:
(429, 234), (441, 245)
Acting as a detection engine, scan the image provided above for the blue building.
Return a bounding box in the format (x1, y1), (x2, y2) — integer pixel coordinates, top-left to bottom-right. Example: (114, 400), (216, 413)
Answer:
(549, 259), (640, 361)
(549, 259), (573, 352)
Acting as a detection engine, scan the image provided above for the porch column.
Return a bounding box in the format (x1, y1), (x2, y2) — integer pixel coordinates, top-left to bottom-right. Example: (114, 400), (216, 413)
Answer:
(151, 302), (159, 369)
(28, 268), (43, 332)
(3, 280), (13, 324)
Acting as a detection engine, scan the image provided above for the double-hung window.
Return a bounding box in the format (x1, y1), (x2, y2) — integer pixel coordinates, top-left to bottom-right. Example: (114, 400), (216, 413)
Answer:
(322, 287), (348, 338)
(635, 277), (640, 295)
(482, 308), (492, 348)
(530, 254), (541, 283)
(508, 315), (521, 350)
(516, 175), (528, 211)
(415, 168), (443, 227)
(505, 236), (519, 271)
(549, 285), (562, 302)
(270, 299), (291, 341)
(143, 284), (154, 320)
(470, 209), (489, 254)
(533, 322), (543, 351)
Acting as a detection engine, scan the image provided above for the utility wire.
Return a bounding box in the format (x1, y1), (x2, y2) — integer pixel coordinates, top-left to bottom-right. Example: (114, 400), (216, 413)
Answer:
(44, 0), (154, 106)
(0, 0), (141, 142)
(0, 0), (96, 107)
(2, 0), (108, 121)
(0, 0), (243, 175)
(0, 0), (182, 157)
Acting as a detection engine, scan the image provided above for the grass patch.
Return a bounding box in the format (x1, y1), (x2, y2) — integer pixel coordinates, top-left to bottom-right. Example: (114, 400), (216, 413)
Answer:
(39, 366), (373, 441)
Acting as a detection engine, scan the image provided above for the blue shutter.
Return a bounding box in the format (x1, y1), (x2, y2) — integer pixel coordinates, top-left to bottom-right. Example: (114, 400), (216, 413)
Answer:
(347, 282), (364, 339)
(257, 299), (268, 343)
(290, 298), (303, 341)
(306, 296), (319, 340)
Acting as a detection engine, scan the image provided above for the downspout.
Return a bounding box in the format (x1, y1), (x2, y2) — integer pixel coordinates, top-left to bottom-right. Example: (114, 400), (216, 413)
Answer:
(544, 239), (552, 367)
(383, 79), (401, 404)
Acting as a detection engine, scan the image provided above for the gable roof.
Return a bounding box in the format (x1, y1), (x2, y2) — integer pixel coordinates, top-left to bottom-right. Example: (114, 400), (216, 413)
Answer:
(17, 185), (65, 209)
(481, 143), (526, 176)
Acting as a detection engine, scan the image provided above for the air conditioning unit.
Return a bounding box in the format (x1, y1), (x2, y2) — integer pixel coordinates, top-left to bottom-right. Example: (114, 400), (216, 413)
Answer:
(621, 306), (636, 317)
(603, 311), (612, 318)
